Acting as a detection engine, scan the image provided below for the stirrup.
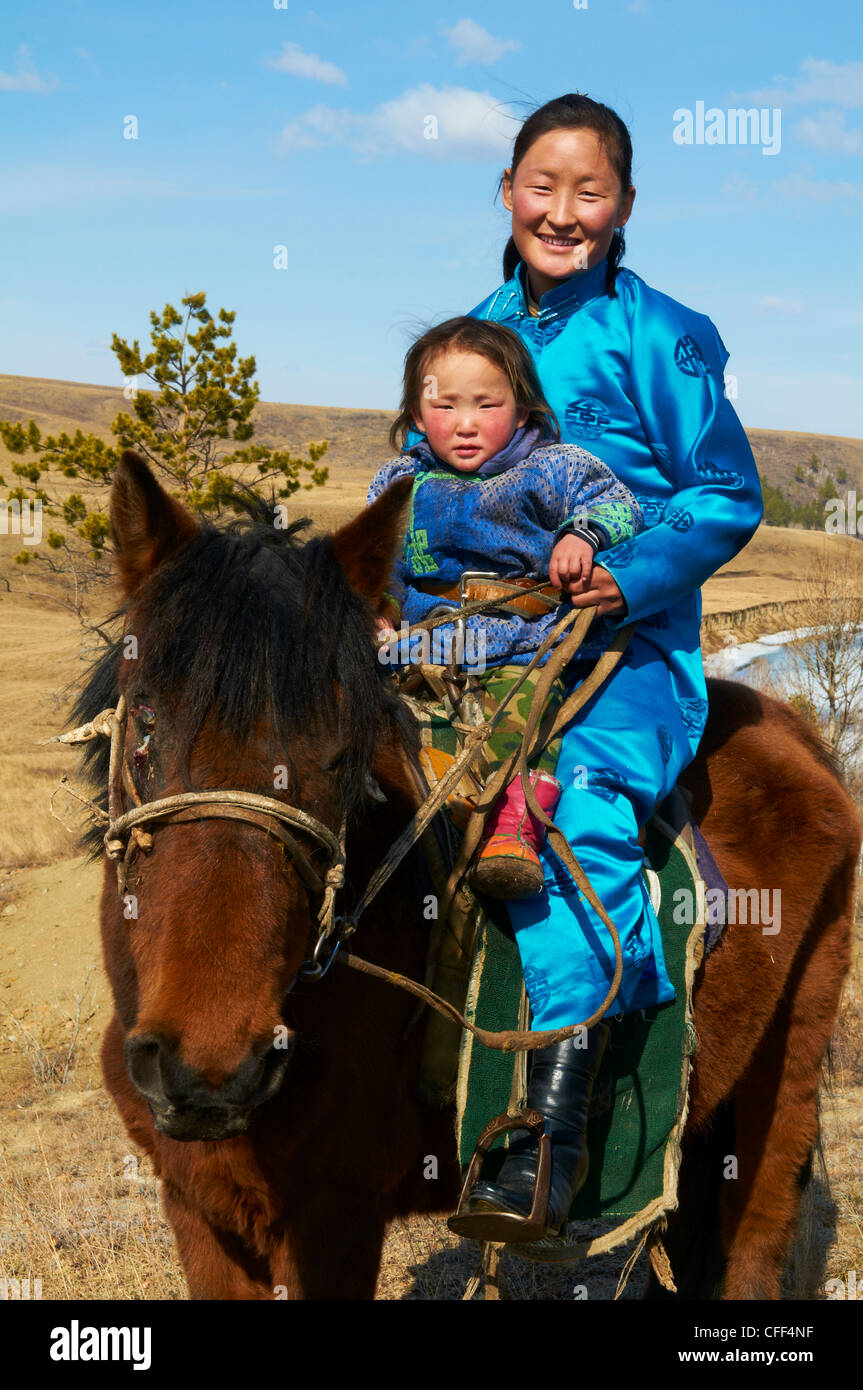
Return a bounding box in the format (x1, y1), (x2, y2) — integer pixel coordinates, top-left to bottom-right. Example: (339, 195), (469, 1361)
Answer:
(447, 1107), (552, 1244)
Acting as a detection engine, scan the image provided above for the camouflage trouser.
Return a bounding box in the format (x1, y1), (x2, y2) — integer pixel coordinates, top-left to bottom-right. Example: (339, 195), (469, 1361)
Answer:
(408, 663), (565, 834)
(478, 665), (564, 780)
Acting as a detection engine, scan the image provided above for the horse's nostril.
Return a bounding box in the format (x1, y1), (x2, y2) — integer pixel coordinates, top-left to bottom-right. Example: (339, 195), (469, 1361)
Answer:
(257, 1039), (293, 1100)
(125, 1032), (166, 1100)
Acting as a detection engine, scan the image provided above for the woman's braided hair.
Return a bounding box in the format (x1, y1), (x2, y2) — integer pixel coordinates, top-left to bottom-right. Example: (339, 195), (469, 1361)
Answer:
(500, 93), (633, 299)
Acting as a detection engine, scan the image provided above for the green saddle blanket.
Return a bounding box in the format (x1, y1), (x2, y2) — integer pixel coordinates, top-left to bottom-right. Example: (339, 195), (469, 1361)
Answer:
(452, 801), (705, 1261)
(403, 682), (707, 1264)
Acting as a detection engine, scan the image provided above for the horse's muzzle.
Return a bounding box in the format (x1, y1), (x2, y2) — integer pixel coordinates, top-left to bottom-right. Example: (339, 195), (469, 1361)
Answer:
(124, 1030), (293, 1141)
(151, 1102), (252, 1142)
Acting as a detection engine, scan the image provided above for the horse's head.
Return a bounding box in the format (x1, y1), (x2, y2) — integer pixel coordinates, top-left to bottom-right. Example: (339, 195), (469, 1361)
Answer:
(80, 451), (412, 1141)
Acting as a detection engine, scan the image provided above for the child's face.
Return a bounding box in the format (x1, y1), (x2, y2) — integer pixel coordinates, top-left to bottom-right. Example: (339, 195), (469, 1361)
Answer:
(411, 350), (529, 472)
(502, 127), (635, 302)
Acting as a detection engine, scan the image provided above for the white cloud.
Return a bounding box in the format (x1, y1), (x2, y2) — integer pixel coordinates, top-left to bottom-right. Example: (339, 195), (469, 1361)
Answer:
(441, 19), (520, 66)
(264, 42), (347, 86)
(739, 58), (863, 110)
(756, 296), (803, 316)
(0, 45), (56, 93)
(277, 83), (516, 160)
(720, 174), (760, 200)
(305, 10), (339, 31)
(794, 109), (862, 155)
(772, 174), (863, 204)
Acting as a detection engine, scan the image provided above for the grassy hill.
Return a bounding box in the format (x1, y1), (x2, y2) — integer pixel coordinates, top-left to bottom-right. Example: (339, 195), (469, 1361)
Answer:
(746, 427), (863, 491)
(2, 372), (862, 486)
(0, 373), (395, 474)
(2, 373), (862, 623)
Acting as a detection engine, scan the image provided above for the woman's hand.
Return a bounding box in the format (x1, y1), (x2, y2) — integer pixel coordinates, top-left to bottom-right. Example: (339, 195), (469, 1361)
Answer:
(564, 564), (627, 618)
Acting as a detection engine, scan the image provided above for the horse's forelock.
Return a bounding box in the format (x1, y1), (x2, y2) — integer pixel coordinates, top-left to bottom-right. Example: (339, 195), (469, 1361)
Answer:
(73, 514), (399, 838)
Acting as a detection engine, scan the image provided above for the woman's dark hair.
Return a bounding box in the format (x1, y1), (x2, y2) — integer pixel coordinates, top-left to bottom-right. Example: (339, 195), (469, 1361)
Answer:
(388, 316), (560, 453)
(499, 93), (633, 299)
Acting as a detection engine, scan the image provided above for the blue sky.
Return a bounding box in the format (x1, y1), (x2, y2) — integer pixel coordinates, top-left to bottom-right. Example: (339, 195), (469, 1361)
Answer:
(1, 0), (861, 436)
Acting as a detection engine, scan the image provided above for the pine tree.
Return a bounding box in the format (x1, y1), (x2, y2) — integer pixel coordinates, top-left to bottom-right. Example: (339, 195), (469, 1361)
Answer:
(0, 292), (329, 618)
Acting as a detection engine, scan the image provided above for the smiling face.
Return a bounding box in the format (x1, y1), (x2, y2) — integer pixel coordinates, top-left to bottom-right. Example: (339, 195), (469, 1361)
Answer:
(411, 348), (529, 472)
(502, 126), (635, 303)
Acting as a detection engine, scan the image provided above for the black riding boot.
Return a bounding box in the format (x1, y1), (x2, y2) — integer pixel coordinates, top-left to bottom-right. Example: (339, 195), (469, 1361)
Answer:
(454, 1023), (611, 1241)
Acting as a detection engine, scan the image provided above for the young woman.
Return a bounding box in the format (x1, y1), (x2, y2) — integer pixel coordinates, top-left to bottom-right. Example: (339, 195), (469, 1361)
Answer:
(402, 93), (764, 1241)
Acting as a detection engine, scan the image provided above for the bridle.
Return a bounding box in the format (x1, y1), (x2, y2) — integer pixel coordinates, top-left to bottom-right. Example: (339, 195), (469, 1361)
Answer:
(57, 693), (349, 982)
(53, 588), (637, 1048)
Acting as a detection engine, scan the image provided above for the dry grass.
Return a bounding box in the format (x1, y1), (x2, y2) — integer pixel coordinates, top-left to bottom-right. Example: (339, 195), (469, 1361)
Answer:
(0, 1083), (185, 1300)
(0, 591), (95, 869)
(1, 1060), (859, 1300)
(700, 525), (863, 618)
(1, 968), (96, 1088)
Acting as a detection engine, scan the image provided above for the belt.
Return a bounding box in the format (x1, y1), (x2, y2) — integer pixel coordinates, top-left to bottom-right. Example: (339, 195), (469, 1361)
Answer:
(415, 575), (562, 619)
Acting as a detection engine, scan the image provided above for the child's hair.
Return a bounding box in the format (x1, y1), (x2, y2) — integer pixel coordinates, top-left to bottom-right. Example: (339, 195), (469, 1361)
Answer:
(500, 93), (633, 299)
(388, 316), (561, 453)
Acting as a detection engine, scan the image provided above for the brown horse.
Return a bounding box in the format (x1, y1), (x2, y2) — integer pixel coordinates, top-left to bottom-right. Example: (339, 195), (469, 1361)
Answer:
(75, 451), (859, 1300)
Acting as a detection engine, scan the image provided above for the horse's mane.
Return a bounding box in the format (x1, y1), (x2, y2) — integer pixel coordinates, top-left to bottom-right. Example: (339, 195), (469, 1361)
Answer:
(72, 497), (413, 856)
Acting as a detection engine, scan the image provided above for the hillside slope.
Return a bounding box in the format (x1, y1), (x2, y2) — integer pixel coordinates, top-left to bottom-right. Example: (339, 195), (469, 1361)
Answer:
(2, 372), (861, 484)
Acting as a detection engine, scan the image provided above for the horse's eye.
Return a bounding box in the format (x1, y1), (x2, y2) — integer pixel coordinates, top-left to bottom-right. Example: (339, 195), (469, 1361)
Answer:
(131, 703), (156, 730)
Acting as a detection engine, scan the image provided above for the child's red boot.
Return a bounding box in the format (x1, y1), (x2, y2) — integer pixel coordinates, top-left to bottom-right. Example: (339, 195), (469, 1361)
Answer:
(469, 770), (561, 900)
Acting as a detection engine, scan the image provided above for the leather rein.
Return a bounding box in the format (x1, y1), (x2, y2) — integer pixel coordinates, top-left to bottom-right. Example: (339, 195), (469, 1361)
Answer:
(53, 583), (635, 1044)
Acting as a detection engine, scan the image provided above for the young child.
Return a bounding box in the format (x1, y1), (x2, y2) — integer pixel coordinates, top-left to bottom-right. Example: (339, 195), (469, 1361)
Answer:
(409, 93), (765, 1242)
(367, 316), (643, 900)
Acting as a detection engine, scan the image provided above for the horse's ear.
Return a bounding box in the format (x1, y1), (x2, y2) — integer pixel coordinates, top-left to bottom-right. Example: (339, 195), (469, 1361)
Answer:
(330, 476), (413, 606)
(110, 450), (198, 596)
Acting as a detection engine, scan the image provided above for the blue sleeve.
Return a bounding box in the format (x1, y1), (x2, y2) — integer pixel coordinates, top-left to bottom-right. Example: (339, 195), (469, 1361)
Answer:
(598, 289), (763, 628)
(367, 458), (409, 505)
(555, 447), (644, 551)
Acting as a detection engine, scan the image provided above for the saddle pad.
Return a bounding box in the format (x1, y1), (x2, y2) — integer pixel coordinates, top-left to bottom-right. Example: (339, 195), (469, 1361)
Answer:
(455, 805), (706, 1262)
